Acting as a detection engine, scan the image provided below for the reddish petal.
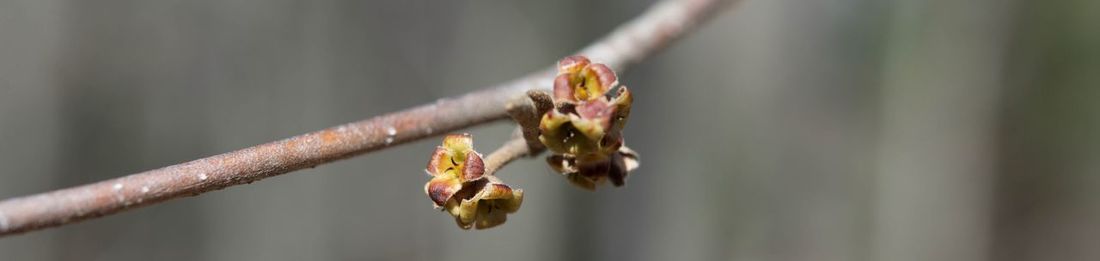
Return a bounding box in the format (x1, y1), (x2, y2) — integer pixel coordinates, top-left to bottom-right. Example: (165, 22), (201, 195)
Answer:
(425, 146), (448, 176)
(575, 101), (614, 140)
(425, 177), (462, 206)
(553, 75), (577, 102)
(576, 99), (611, 120)
(476, 183), (515, 200)
(463, 152), (485, 180)
(587, 63), (618, 92)
(557, 56), (590, 74)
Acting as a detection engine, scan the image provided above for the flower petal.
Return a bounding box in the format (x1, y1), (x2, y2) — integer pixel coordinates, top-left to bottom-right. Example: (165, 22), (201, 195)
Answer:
(608, 86), (633, 131)
(540, 110), (571, 131)
(474, 206), (508, 230)
(498, 189), (524, 213)
(563, 159), (614, 190)
(554, 56), (616, 102)
(425, 176), (462, 207)
(539, 112), (573, 153)
(447, 199), (478, 230)
(476, 183), (515, 200)
(442, 133), (472, 160)
(577, 160), (611, 179)
(573, 102), (611, 141)
(557, 56), (590, 74)
(584, 63), (617, 95)
(425, 146), (449, 176)
(553, 75), (577, 102)
(566, 173), (598, 191)
(463, 151), (485, 180)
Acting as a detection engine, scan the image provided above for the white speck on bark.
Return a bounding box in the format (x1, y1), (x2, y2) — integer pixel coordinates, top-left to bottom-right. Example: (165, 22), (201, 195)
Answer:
(0, 210), (8, 231)
(113, 183), (126, 203)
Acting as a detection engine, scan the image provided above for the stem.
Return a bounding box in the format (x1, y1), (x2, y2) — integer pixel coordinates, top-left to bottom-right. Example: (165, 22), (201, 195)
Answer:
(0, 0), (733, 237)
(484, 137), (536, 176)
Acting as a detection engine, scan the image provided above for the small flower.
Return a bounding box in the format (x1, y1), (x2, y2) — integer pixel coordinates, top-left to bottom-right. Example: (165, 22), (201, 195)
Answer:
(539, 56), (639, 190)
(425, 134), (485, 207)
(552, 55), (620, 103)
(424, 133), (523, 229)
(540, 56), (633, 162)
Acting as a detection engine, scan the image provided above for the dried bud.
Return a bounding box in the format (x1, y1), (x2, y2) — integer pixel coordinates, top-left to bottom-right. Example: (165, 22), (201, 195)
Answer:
(424, 133), (523, 229)
(539, 56), (639, 190)
(548, 146), (639, 190)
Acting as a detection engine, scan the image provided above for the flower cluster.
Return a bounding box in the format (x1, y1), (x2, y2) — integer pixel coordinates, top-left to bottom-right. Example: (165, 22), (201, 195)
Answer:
(539, 56), (639, 190)
(423, 56), (640, 230)
(425, 134), (523, 229)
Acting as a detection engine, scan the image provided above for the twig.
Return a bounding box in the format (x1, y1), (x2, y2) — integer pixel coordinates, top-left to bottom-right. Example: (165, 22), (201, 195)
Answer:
(483, 135), (537, 176)
(0, 0), (732, 237)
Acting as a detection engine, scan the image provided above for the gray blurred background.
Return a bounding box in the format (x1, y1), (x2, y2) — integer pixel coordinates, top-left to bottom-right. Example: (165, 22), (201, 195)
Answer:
(1, 0), (1098, 260)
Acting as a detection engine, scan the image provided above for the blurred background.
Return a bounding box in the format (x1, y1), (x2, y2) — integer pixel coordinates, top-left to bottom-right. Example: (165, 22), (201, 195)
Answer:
(1, 0), (1098, 260)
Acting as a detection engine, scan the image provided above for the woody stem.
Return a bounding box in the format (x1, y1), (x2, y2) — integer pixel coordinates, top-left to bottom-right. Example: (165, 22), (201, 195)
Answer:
(0, 0), (733, 236)
(484, 137), (538, 176)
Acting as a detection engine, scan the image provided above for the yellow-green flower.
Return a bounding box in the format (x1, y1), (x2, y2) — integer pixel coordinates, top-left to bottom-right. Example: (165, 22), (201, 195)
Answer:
(539, 56), (638, 190)
(424, 133), (524, 229)
(425, 134), (485, 207)
(539, 56), (633, 162)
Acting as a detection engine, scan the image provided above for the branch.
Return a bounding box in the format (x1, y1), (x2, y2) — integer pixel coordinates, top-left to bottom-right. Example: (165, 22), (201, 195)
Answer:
(483, 134), (537, 176)
(0, 0), (733, 237)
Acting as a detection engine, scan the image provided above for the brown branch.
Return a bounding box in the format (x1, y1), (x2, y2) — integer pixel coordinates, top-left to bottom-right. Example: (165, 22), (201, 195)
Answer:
(483, 134), (538, 176)
(0, 0), (733, 237)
